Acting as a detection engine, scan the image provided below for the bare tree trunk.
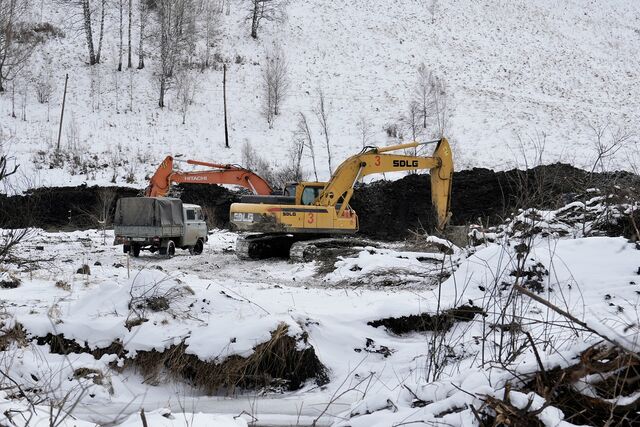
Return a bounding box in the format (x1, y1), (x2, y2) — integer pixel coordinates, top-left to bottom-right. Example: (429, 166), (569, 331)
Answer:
(82, 0), (97, 65)
(96, 0), (105, 63)
(137, 1), (146, 69)
(251, 0), (259, 38)
(118, 0), (123, 71)
(159, 77), (165, 108)
(127, 0), (132, 68)
(315, 88), (332, 174)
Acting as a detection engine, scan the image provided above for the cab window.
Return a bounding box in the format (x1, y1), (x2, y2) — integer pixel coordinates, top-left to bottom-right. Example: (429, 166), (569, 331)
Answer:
(284, 184), (297, 197)
(301, 187), (321, 205)
(186, 209), (196, 221)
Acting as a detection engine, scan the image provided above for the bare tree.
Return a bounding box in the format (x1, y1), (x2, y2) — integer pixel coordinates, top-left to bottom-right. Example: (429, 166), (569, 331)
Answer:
(414, 64), (450, 138)
(589, 122), (633, 173)
(406, 101), (421, 141)
(95, 0), (105, 63)
(127, 0), (132, 68)
(202, 1), (220, 68)
(297, 112), (318, 181)
(415, 63), (432, 129)
(262, 44), (289, 127)
(356, 115), (373, 149)
(247, 0), (286, 39)
(314, 87), (333, 175)
(176, 70), (197, 124)
(137, 0), (148, 69)
(157, 0), (194, 108)
(0, 0), (38, 92)
(81, 0), (97, 64)
(117, 0), (123, 71)
(0, 155), (27, 261)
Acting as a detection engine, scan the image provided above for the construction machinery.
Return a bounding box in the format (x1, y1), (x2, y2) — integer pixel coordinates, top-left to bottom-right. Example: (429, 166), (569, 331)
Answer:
(230, 138), (453, 260)
(145, 156), (273, 197)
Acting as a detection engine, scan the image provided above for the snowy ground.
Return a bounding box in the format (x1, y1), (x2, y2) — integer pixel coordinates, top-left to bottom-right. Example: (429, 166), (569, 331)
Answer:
(1, 209), (639, 426)
(1, 0), (640, 194)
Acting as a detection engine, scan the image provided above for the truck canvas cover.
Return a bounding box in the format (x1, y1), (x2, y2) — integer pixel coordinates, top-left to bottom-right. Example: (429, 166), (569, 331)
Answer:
(114, 197), (184, 227)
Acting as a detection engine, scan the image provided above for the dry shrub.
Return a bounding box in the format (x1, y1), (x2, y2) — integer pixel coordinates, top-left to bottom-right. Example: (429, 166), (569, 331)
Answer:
(0, 322), (28, 350)
(480, 345), (640, 426)
(127, 323), (327, 394)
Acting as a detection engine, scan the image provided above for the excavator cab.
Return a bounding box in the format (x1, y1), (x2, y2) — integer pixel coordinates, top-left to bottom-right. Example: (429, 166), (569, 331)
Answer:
(283, 182), (328, 205)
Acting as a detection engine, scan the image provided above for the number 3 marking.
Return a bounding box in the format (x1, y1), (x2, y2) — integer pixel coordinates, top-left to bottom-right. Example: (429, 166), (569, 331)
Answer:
(375, 156), (381, 166)
(307, 213), (315, 224)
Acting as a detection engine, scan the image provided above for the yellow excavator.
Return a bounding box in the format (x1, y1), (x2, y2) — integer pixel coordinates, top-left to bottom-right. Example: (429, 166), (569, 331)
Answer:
(230, 138), (453, 260)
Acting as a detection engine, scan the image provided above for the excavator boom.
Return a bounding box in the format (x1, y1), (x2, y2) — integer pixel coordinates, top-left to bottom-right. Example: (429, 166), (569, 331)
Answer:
(146, 156), (273, 197)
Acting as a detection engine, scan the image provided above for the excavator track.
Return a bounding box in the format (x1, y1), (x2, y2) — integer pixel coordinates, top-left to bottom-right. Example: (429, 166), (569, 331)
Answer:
(235, 234), (297, 260)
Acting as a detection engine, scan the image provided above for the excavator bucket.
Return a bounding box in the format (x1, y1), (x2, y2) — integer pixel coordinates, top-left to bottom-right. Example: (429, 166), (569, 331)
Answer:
(430, 138), (453, 230)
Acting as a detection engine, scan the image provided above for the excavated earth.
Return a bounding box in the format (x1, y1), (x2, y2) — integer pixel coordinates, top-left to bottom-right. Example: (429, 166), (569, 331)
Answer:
(1, 164), (638, 239)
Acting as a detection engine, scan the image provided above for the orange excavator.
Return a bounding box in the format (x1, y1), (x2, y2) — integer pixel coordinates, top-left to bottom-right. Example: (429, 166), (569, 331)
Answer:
(145, 156), (273, 197)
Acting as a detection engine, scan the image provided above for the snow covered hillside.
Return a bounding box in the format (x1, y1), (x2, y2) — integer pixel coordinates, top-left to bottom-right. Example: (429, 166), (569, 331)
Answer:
(1, 0), (639, 193)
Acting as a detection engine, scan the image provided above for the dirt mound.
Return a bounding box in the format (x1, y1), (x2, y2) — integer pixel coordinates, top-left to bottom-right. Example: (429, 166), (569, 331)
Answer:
(0, 185), (139, 229)
(1, 164), (637, 239)
(0, 183), (239, 230)
(351, 163), (640, 240)
(368, 305), (484, 335)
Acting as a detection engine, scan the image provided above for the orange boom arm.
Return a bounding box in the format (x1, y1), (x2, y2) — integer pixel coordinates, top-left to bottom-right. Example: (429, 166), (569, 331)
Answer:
(146, 156), (273, 197)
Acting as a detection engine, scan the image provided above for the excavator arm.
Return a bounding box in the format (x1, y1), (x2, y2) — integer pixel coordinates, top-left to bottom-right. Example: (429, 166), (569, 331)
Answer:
(146, 156), (273, 197)
(314, 138), (453, 229)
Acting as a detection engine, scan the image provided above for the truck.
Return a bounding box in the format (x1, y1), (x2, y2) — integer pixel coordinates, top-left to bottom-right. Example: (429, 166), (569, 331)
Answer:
(113, 197), (208, 257)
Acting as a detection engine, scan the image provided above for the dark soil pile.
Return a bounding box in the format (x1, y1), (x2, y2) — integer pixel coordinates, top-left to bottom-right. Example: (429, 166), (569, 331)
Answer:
(0, 185), (139, 229)
(0, 183), (239, 230)
(368, 304), (484, 335)
(1, 164), (637, 239)
(351, 163), (640, 240)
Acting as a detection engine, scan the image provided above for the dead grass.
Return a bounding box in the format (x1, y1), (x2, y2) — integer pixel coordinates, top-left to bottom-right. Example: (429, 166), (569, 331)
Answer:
(0, 322), (28, 350)
(479, 345), (640, 426)
(126, 323), (327, 394)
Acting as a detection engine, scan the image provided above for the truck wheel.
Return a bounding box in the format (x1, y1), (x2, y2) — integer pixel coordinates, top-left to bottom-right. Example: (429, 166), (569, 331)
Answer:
(190, 239), (204, 255)
(123, 244), (130, 254)
(167, 240), (176, 257)
(132, 244), (141, 258)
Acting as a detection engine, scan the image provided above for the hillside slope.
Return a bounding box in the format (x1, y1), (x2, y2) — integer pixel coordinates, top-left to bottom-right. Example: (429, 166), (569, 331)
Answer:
(0, 0), (638, 193)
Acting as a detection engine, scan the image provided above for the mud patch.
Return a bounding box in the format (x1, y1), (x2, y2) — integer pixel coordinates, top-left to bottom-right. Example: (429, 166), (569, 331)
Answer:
(368, 305), (484, 335)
